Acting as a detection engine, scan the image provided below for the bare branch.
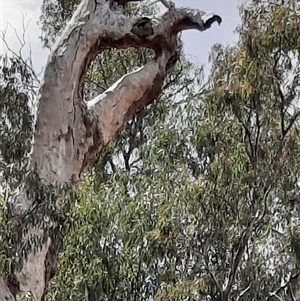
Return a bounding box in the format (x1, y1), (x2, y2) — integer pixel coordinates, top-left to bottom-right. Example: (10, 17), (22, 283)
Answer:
(208, 268), (223, 297)
(223, 218), (255, 300)
(285, 111), (300, 136)
(0, 28), (40, 85)
(236, 284), (252, 301)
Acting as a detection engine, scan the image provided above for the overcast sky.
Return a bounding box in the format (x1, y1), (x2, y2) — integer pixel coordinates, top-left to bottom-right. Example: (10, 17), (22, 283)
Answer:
(1, 0), (241, 76)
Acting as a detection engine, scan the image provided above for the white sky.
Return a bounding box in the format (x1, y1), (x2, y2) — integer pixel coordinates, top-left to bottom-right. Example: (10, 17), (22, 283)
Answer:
(0, 0), (241, 76)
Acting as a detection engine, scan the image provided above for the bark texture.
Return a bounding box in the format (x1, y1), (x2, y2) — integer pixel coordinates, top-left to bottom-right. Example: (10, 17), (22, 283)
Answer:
(0, 0), (221, 299)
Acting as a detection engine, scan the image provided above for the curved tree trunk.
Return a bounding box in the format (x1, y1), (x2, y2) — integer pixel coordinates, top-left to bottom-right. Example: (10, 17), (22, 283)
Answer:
(0, 0), (221, 299)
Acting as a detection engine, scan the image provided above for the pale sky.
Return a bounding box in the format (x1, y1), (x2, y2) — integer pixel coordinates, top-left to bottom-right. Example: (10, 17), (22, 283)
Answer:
(0, 0), (241, 76)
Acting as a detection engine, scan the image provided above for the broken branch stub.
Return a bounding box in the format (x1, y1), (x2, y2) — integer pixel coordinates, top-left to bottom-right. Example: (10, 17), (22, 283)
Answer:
(1, 0), (222, 300)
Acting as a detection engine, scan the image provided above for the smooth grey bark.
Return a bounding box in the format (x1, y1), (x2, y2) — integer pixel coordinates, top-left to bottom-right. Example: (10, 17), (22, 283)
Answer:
(0, 0), (221, 299)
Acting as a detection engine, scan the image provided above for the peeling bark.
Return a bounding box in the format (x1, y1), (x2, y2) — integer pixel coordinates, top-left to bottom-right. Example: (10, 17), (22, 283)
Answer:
(0, 0), (221, 300)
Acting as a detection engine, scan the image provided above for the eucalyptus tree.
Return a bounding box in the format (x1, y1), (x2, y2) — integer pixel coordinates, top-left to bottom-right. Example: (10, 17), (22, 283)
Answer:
(0, 0), (221, 300)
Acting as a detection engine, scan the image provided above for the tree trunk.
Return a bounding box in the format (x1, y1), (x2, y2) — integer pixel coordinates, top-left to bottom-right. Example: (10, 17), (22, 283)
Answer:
(0, 0), (221, 299)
